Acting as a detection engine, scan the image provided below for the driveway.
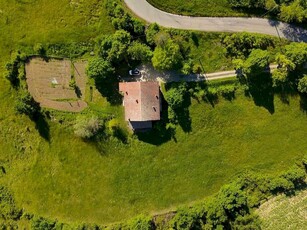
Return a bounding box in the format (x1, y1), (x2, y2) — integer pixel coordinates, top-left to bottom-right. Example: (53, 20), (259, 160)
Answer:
(124, 0), (307, 42)
(122, 64), (279, 83)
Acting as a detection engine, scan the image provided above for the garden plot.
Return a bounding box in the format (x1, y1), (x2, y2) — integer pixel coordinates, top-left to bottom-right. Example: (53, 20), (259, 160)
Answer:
(26, 58), (87, 112)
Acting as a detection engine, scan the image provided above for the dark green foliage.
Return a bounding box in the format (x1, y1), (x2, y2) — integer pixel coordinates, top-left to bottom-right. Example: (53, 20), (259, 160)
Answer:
(99, 30), (131, 63)
(221, 33), (275, 58)
(243, 49), (270, 77)
(298, 75), (307, 93)
(284, 42), (307, 70)
(4, 51), (28, 87)
(231, 214), (261, 230)
(125, 214), (153, 230)
(0, 186), (22, 221)
(152, 39), (183, 70)
(169, 208), (203, 230)
(165, 83), (187, 110)
(86, 58), (115, 81)
(105, 0), (145, 35)
(217, 183), (248, 219)
(228, 0), (265, 9)
(127, 41), (153, 62)
(31, 217), (59, 230)
(145, 23), (160, 46)
(15, 92), (40, 118)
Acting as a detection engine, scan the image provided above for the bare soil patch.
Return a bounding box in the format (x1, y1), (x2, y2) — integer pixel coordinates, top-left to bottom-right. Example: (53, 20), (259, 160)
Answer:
(26, 58), (88, 112)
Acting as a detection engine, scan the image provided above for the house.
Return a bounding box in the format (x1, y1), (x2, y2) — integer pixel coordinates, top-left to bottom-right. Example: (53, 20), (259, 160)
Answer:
(119, 81), (161, 131)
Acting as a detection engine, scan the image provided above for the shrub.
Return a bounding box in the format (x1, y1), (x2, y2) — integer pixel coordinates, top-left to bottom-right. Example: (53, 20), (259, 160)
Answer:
(15, 92), (40, 118)
(86, 58), (114, 81)
(221, 33), (275, 58)
(169, 208), (202, 230)
(74, 115), (104, 139)
(298, 75), (307, 93)
(125, 214), (153, 230)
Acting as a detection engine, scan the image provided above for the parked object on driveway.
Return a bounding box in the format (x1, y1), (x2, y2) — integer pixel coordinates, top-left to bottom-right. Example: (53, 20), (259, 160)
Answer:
(129, 68), (141, 76)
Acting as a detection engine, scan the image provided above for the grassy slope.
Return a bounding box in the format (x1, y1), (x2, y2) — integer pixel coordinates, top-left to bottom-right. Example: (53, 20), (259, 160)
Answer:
(257, 190), (307, 229)
(0, 0), (306, 227)
(3, 87), (307, 225)
(146, 0), (251, 17)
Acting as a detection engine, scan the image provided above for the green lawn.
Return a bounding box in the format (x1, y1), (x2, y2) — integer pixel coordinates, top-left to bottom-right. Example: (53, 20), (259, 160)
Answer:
(2, 82), (307, 225)
(146, 0), (253, 17)
(0, 0), (307, 227)
(257, 190), (307, 230)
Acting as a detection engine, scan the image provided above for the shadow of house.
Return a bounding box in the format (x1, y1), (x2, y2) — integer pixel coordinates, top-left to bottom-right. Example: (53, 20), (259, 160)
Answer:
(136, 97), (176, 145)
(119, 81), (161, 132)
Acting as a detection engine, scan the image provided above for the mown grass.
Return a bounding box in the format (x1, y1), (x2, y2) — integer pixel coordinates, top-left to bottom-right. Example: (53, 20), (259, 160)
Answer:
(2, 82), (307, 225)
(146, 0), (257, 17)
(257, 190), (307, 230)
(0, 0), (307, 227)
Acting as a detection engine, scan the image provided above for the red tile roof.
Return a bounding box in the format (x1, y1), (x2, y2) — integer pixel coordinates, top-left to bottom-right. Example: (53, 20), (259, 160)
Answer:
(119, 82), (160, 121)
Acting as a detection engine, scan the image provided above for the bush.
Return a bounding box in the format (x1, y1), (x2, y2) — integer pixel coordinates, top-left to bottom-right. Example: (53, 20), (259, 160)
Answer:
(15, 92), (40, 118)
(125, 214), (153, 230)
(298, 75), (307, 93)
(74, 115), (104, 139)
(86, 58), (114, 81)
(169, 208), (202, 230)
(221, 33), (275, 58)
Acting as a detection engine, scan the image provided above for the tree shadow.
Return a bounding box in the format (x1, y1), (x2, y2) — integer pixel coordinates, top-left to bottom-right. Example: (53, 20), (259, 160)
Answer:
(279, 23), (307, 42)
(299, 93), (307, 113)
(95, 77), (122, 105)
(32, 112), (50, 141)
(175, 93), (192, 133)
(74, 86), (82, 98)
(246, 73), (275, 114)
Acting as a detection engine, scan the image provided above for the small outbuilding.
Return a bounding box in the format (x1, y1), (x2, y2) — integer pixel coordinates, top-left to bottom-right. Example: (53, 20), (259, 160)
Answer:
(119, 81), (161, 131)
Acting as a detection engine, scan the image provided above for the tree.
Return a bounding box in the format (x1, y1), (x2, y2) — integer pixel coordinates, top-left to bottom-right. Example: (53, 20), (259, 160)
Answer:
(99, 30), (131, 63)
(74, 115), (103, 139)
(127, 41), (153, 62)
(15, 92), (40, 118)
(298, 75), (307, 93)
(275, 53), (295, 72)
(165, 84), (187, 110)
(152, 40), (183, 70)
(86, 58), (114, 81)
(243, 49), (270, 77)
(126, 214), (153, 230)
(145, 23), (160, 46)
(280, 0), (306, 23)
(285, 42), (307, 69)
(272, 68), (288, 87)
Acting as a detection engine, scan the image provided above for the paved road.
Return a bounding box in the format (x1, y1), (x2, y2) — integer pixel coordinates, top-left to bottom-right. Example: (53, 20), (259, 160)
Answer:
(122, 64), (279, 83)
(124, 0), (307, 42)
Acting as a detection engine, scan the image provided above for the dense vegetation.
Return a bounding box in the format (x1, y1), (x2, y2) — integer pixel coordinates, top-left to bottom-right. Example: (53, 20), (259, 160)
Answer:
(0, 0), (307, 228)
(147, 0), (307, 24)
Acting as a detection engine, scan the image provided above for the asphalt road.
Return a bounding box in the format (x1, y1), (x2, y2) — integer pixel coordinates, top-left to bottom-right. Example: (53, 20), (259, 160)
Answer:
(124, 0), (307, 42)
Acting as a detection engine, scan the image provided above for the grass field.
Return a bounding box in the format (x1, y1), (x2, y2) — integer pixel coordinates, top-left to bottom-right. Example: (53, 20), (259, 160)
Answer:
(2, 83), (307, 225)
(257, 190), (307, 229)
(0, 0), (307, 227)
(146, 0), (255, 17)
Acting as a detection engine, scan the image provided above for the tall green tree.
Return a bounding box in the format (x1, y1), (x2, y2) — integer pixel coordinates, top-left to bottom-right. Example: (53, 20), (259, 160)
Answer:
(86, 58), (114, 81)
(152, 40), (183, 70)
(243, 49), (270, 77)
(127, 41), (153, 62)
